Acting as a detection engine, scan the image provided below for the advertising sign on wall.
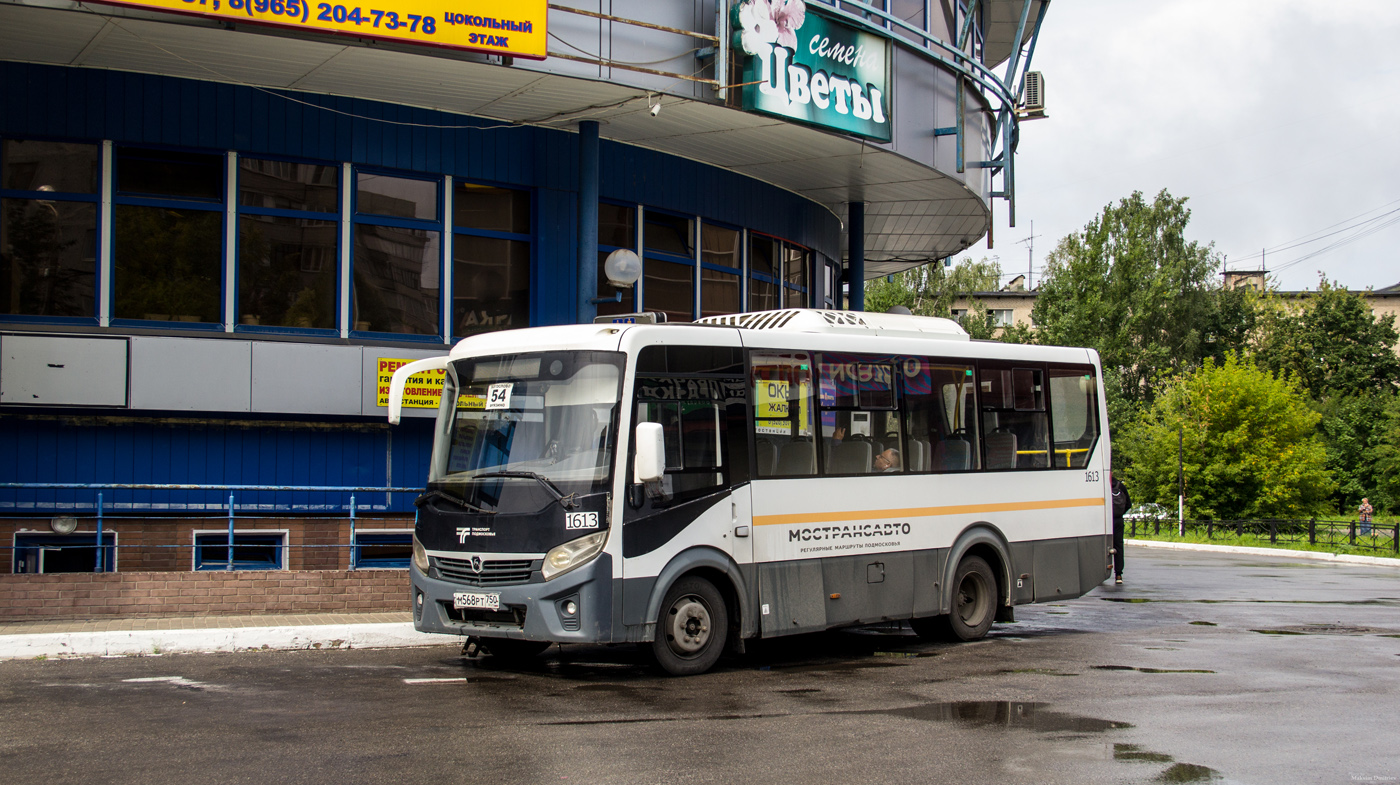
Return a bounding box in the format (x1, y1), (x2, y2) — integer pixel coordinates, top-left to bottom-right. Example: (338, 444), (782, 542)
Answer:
(375, 357), (486, 410)
(732, 0), (891, 142)
(88, 0), (547, 60)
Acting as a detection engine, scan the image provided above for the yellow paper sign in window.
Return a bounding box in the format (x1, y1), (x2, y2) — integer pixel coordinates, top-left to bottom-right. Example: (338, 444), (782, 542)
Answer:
(89, 0), (547, 60)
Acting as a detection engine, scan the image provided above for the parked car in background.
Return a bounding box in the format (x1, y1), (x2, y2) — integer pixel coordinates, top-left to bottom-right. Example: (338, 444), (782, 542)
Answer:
(1124, 503), (1174, 523)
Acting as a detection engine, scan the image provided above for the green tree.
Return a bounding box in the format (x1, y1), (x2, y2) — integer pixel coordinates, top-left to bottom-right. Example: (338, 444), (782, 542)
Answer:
(1032, 189), (1224, 422)
(1120, 354), (1332, 519)
(1251, 279), (1400, 512)
(1253, 278), (1400, 400)
(864, 257), (1033, 343)
(1373, 394), (1400, 513)
(864, 257), (1002, 317)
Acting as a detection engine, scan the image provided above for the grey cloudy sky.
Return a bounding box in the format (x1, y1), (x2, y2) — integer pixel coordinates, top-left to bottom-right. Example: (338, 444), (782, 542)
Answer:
(967, 0), (1400, 292)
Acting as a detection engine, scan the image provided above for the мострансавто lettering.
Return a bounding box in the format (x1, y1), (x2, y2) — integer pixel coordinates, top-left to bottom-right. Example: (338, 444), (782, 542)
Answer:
(789, 522), (911, 542)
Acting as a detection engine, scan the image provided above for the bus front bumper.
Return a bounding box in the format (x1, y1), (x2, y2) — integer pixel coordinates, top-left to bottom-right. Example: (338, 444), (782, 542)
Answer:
(410, 554), (612, 643)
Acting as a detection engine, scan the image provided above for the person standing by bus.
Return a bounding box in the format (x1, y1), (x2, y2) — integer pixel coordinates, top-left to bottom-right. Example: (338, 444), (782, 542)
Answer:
(1110, 471), (1131, 585)
(1359, 498), (1374, 536)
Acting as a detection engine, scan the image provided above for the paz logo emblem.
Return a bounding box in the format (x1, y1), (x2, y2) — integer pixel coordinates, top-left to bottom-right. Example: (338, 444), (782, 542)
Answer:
(471, 555), (482, 573)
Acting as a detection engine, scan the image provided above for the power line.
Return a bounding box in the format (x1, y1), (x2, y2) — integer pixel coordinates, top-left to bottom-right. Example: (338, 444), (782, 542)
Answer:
(1227, 198), (1400, 268)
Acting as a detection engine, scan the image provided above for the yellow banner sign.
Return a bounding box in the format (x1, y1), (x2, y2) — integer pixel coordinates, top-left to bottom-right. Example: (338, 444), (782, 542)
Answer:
(91, 0), (547, 59)
(376, 357), (445, 409)
(376, 358), (488, 410)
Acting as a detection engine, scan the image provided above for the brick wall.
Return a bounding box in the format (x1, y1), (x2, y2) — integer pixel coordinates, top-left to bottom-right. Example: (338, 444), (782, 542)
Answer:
(0, 569), (412, 621)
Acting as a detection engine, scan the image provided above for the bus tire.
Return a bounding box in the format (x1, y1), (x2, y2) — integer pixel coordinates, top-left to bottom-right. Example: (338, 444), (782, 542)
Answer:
(944, 556), (996, 641)
(481, 637), (551, 660)
(650, 576), (728, 676)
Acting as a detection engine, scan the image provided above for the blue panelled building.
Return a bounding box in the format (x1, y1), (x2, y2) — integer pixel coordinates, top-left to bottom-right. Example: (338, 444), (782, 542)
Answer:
(0, 0), (1049, 572)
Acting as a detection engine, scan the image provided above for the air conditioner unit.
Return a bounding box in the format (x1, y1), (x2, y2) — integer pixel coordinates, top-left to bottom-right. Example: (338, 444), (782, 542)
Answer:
(1020, 71), (1046, 117)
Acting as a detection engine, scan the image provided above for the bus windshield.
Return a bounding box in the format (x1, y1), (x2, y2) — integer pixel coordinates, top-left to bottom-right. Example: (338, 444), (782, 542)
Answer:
(430, 351), (625, 507)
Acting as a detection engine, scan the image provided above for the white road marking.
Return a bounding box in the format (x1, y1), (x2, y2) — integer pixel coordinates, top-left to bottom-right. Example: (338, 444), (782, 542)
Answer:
(403, 677), (468, 684)
(123, 676), (220, 690)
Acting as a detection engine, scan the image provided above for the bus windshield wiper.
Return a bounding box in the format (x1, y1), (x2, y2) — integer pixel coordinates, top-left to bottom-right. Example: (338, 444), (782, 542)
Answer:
(415, 489), (496, 515)
(472, 471), (581, 510)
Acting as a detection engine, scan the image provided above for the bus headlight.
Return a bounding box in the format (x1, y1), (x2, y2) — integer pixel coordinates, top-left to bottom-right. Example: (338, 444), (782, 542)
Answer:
(412, 535), (430, 573)
(542, 531), (607, 581)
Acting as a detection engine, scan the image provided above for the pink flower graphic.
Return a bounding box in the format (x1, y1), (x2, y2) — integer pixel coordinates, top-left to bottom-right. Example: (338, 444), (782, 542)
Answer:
(768, 0), (806, 50)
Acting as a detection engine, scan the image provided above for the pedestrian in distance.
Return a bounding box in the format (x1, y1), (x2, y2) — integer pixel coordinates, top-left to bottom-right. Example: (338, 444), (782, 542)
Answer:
(1110, 471), (1131, 585)
(1359, 497), (1373, 536)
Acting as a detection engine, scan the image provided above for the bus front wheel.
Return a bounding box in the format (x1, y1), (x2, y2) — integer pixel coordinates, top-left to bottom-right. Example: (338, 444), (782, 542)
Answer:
(650, 576), (728, 676)
(911, 556), (997, 642)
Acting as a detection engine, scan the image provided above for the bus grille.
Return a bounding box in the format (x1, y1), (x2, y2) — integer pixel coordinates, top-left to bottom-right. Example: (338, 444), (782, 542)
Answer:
(435, 557), (535, 587)
(443, 604), (526, 628)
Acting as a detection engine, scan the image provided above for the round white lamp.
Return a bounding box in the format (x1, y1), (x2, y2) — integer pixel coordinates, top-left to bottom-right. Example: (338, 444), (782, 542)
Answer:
(603, 248), (642, 288)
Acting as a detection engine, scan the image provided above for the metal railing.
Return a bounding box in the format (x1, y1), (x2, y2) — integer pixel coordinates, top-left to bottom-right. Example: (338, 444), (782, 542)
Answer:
(1129, 517), (1399, 556)
(0, 483), (421, 573)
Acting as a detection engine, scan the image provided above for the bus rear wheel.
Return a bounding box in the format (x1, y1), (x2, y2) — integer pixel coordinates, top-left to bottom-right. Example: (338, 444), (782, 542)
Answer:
(910, 556), (997, 642)
(650, 576), (728, 676)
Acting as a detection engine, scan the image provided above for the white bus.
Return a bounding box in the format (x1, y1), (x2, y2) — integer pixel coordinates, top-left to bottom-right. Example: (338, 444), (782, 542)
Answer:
(389, 309), (1111, 675)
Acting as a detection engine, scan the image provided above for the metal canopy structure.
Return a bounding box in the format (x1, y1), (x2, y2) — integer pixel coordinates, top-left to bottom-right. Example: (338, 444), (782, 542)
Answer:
(0, 0), (1047, 279)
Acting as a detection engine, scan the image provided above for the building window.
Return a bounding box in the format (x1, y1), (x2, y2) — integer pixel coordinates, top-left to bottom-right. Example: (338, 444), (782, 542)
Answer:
(193, 532), (286, 571)
(596, 202), (636, 318)
(748, 234), (809, 312)
(700, 223), (741, 318)
(452, 182), (531, 338)
(351, 531), (412, 569)
(748, 233), (780, 312)
(642, 209), (696, 323)
(0, 139), (100, 319)
(12, 532), (116, 573)
(991, 309), (1014, 327)
(237, 157), (339, 330)
(353, 171), (441, 337)
(113, 147), (224, 324)
(783, 243), (810, 308)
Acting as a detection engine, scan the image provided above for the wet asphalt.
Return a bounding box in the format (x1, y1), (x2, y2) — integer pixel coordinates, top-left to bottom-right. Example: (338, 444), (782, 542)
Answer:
(2, 546), (1398, 785)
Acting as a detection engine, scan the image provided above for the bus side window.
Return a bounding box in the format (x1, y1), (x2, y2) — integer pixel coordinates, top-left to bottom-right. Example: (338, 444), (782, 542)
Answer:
(750, 350), (816, 478)
(817, 354), (903, 475)
(979, 363), (1050, 470)
(1048, 365), (1100, 468)
(903, 358), (978, 473)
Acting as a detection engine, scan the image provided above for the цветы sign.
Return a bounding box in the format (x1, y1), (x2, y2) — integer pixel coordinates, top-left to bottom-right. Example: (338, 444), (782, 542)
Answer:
(733, 0), (891, 142)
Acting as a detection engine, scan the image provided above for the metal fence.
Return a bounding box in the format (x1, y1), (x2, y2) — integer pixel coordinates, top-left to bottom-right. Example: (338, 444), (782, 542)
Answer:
(0, 483), (421, 573)
(1129, 516), (1399, 555)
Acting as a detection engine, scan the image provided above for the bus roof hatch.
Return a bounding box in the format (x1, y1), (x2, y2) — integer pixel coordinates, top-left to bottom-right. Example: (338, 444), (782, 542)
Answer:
(694, 309), (969, 341)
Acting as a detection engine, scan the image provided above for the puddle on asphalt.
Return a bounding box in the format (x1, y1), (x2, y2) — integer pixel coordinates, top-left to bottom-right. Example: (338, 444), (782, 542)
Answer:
(1116, 745), (1225, 782)
(1250, 624), (1394, 636)
(1115, 744), (1173, 763)
(999, 668), (1079, 676)
(1102, 597), (1400, 606)
(1158, 762), (1225, 782)
(1093, 665), (1215, 674)
(861, 701), (1131, 732)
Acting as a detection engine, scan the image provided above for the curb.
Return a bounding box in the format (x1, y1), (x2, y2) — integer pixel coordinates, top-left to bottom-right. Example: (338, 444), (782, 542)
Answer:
(0, 622), (460, 661)
(1127, 539), (1400, 568)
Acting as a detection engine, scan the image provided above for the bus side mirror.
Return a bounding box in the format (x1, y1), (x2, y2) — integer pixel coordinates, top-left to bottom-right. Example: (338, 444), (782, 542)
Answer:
(634, 422), (666, 485)
(387, 356), (449, 424)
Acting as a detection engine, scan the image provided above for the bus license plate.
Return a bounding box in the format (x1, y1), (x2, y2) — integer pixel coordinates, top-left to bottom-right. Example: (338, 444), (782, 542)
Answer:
(453, 592), (500, 611)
